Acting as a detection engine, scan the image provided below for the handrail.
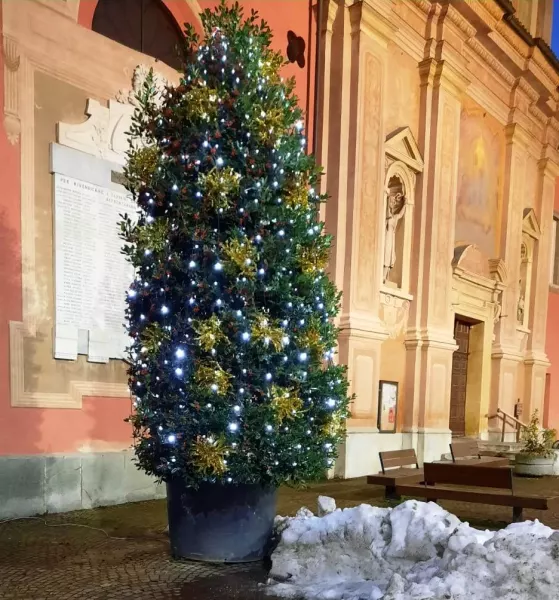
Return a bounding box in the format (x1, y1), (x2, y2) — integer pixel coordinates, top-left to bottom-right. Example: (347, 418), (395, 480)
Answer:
(496, 408), (527, 429)
(489, 407), (528, 443)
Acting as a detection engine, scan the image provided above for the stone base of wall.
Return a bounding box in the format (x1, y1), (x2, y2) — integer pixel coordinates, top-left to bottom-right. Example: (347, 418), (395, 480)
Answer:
(334, 428), (452, 478)
(0, 451), (166, 519)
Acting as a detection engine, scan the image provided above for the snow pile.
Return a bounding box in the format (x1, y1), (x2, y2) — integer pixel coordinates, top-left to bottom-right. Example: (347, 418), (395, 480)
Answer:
(268, 498), (559, 599)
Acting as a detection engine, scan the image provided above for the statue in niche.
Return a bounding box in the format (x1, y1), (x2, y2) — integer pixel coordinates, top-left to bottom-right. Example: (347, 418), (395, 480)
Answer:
(517, 279), (525, 324)
(383, 190), (407, 283)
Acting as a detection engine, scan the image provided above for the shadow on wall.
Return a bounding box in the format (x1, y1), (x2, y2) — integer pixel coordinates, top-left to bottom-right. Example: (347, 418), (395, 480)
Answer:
(84, 392), (134, 454)
(0, 208), (43, 455)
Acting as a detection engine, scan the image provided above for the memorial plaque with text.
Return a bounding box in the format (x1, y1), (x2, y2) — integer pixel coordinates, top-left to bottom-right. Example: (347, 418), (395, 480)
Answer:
(54, 174), (136, 360)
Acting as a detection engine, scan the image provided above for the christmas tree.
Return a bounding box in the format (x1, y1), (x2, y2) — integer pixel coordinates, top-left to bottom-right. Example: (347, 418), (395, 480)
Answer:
(121, 1), (350, 490)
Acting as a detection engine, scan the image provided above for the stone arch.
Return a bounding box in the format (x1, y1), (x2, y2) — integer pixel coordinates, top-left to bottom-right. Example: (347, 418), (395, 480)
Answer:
(78, 0), (203, 38)
(91, 0), (185, 70)
(384, 160), (415, 204)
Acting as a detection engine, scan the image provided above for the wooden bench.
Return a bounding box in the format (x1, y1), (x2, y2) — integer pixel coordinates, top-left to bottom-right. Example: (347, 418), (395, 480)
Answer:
(367, 449), (424, 499)
(449, 440), (509, 467)
(395, 462), (557, 522)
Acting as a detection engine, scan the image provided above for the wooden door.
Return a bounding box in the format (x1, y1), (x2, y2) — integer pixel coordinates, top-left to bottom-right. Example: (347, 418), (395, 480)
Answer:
(449, 319), (470, 437)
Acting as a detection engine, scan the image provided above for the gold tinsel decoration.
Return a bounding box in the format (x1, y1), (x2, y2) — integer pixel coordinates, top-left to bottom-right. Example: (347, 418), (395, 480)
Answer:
(193, 315), (228, 352)
(127, 146), (159, 189)
(222, 238), (257, 278)
(136, 220), (168, 253)
(322, 411), (345, 438)
(251, 313), (284, 352)
(200, 167), (240, 211)
(191, 436), (228, 476)
(185, 86), (219, 120)
(139, 322), (170, 355)
(298, 244), (329, 274)
(195, 361), (232, 396)
(297, 321), (326, 358)
(261, 53), (284, 84)
(284, 173), (310, 209)
(254, 107), (285, 144)
(270, 385), (303, 424)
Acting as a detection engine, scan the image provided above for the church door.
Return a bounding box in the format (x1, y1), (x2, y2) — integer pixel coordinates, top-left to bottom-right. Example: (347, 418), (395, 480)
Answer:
(449, 318), (471, 437)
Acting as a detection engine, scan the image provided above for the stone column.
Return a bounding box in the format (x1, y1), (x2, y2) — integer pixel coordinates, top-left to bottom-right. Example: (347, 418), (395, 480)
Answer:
(403, 53), (468, 463)
(524, 153), (559, 416)
(320, 0), (396, 477)
(490, 123), (530, 437)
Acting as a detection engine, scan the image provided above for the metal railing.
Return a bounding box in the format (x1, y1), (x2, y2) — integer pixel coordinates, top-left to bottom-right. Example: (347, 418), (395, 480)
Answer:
(489, 407), (528, 443)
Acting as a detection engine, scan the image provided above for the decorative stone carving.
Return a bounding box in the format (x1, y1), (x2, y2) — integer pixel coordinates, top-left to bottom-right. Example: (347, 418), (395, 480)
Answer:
(517, 284), (525, 324)
(3, 36), (21, 145)
(383, 184), (407, 284)
(57, 65), (170, 166)
(116, 64), (169, 107)
(380, 291), (410, 339)
(383, 127), (423, 292)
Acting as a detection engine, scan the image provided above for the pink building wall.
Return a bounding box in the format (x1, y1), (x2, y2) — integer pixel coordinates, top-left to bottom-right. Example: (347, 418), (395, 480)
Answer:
(0, 0), (315, 456)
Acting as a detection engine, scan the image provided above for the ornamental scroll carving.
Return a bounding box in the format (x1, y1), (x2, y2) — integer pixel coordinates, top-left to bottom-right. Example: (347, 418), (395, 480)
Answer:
(3, 36), (21, 145)
(379, 292), (410, 339)
(57, 65), (169, 166)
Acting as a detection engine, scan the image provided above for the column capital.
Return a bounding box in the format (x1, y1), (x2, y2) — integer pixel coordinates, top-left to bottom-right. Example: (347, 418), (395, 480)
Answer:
(404, 327), (457, 352)
(348, 0), (398, 46)
(419, 57), (470, 96)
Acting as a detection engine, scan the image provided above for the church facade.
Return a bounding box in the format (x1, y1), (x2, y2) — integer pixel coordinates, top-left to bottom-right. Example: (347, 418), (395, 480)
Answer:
(0, 0), (558, 517)
(316, 0), (559, 477)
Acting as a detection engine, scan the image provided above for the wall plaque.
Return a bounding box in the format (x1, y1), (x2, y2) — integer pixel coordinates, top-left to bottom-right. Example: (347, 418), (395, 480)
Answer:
(378, 380), (398, 433)
(53, 172), (135, 362)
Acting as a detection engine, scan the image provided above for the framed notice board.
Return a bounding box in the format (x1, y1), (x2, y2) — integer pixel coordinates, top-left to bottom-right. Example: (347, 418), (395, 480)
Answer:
(378, 380), (398, 433)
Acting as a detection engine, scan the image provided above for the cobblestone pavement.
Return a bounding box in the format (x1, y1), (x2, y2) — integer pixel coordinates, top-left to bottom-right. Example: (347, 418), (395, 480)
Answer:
(2, 476), (559, 599)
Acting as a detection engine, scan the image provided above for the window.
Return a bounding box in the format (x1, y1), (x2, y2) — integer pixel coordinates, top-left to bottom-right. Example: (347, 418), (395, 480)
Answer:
(92, 0), (184, 70)
(551, 215), (559, 286)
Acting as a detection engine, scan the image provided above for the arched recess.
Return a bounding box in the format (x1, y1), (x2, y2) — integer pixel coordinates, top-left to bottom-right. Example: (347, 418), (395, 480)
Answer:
(382, 127), (424, 294)
(91, 0), (186, 70)
(78, 1), (203, 57)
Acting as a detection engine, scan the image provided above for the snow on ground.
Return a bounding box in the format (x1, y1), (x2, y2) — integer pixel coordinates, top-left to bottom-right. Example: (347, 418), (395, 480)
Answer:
(266, 497), (559, 600)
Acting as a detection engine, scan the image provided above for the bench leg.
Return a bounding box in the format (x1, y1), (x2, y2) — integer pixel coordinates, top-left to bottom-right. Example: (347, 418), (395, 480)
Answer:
(385, 486), (401, 501)
(512, 507), (523, 523)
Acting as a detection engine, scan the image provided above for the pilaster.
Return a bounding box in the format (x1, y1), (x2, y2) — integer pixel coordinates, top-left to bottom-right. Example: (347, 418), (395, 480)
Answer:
(523, 150), (559, 415)
(320, 1), (397, 475)
(490, 122), (531, 425)
(403, 50), (467, 454)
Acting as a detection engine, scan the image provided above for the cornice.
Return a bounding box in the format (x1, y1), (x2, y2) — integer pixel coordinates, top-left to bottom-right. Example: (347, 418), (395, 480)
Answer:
(445, 5), (476, 39)
(461, 0), (503, 25)
(493, 20), (529, 57)
(348, 0), (398, 45)
(517, 77), (539, 103)
(530, 46), (559, 88)
(408, 0), (431, 15)
(466, 38), (515, 87)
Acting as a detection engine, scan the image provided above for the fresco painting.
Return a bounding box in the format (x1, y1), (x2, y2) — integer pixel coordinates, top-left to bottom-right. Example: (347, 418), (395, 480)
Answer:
(455, 106), (504, 258)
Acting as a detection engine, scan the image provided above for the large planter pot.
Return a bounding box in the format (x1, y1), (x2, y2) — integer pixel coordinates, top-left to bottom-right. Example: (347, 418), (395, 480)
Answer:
(514, 453), (556, 477)
(166, 479), (277, 563)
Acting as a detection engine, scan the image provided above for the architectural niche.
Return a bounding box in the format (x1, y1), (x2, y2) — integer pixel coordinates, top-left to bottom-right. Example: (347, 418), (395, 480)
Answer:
(517, 208), (541, 333)
(380, 127), (423, 338)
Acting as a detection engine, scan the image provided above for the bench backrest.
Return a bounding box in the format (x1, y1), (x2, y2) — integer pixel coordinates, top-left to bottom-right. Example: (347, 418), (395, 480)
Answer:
(423, 462), (513, 490)
(450, 440), (480, 461)
(379, 449), (418, 473)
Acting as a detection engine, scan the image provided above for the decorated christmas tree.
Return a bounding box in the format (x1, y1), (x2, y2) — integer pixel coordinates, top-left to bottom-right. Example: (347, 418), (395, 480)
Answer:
(121, 1), (350, 491)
